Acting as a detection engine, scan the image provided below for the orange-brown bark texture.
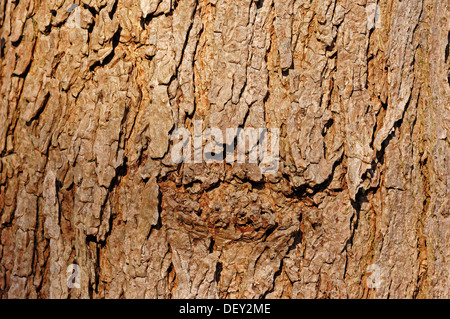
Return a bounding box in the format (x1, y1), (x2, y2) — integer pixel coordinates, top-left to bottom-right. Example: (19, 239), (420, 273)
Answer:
(0, 0), (449, 298)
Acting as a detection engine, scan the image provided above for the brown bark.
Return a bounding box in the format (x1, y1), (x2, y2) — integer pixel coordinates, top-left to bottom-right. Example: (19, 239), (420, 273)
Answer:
(0, 0), (449, 299)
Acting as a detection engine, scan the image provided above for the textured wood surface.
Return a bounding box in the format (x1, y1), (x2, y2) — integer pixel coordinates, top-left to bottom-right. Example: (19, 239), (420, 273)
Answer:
(0, 0), (448, 298)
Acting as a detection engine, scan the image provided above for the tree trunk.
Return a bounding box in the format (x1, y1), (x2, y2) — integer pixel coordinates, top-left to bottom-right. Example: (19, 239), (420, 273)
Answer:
(0, 0), (448, 299)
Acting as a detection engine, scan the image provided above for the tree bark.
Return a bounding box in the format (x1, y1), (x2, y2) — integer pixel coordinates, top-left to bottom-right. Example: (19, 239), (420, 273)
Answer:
(0, 0), (448, 299)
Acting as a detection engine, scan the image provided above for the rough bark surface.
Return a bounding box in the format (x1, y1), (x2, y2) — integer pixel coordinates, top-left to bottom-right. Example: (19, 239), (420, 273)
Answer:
(0, 0), (449, 299)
